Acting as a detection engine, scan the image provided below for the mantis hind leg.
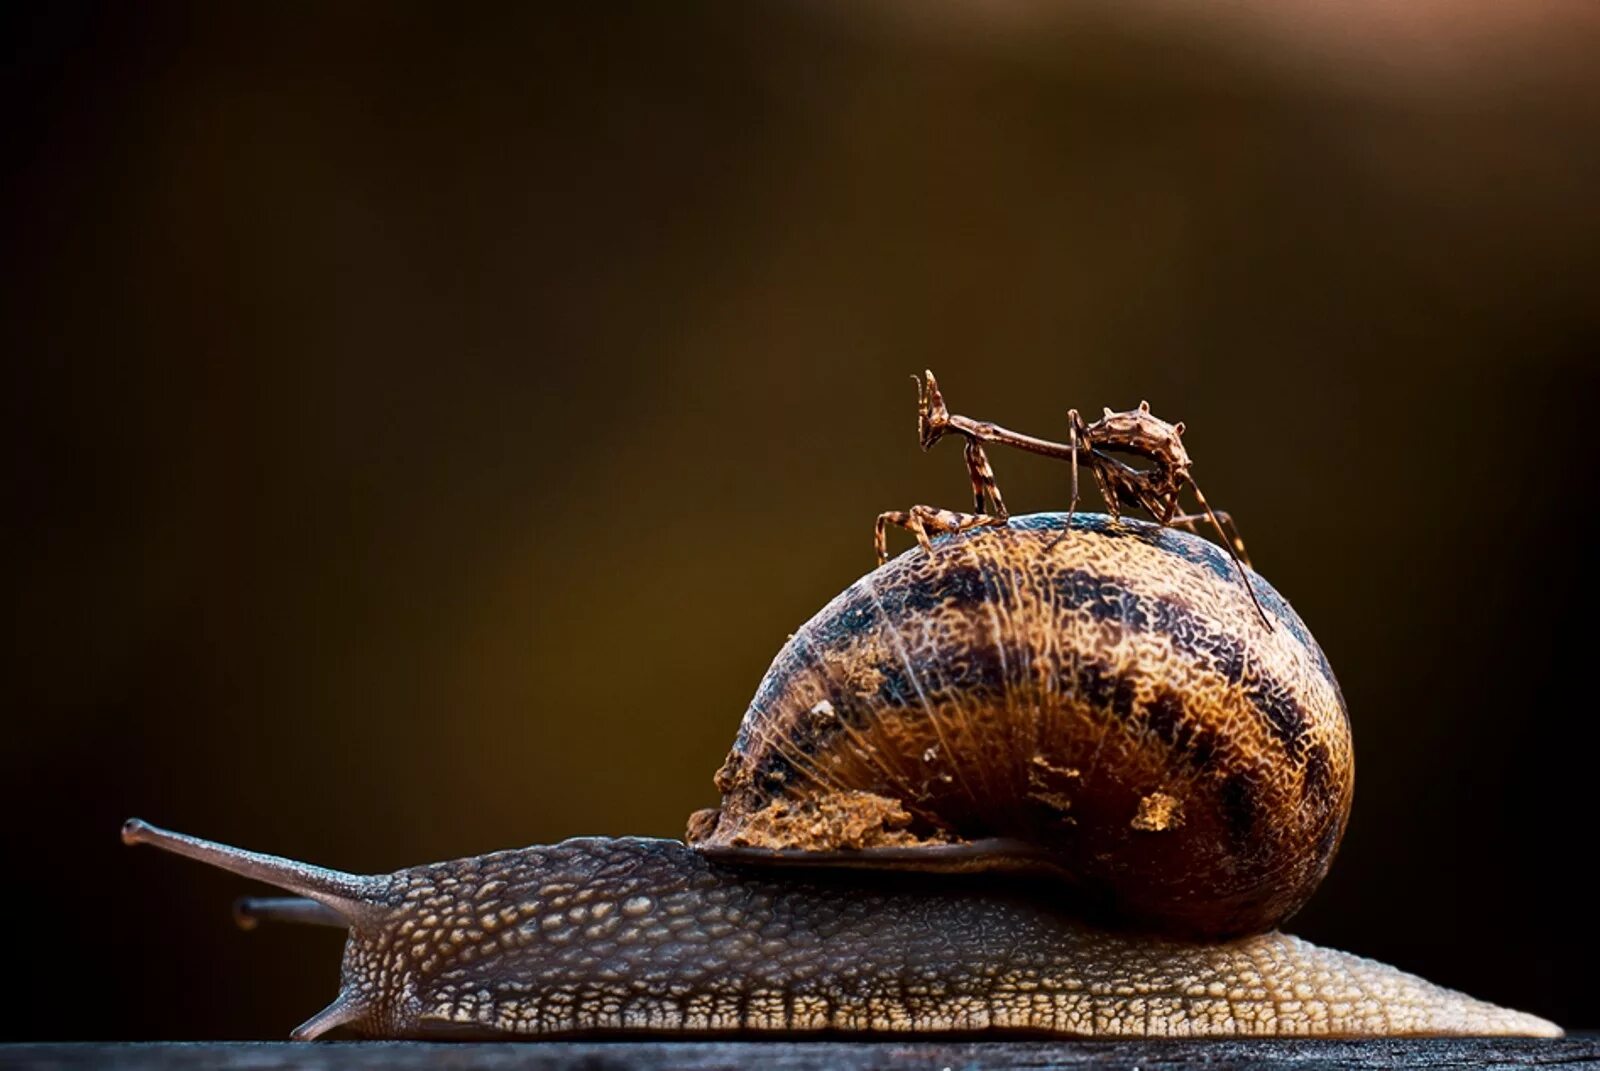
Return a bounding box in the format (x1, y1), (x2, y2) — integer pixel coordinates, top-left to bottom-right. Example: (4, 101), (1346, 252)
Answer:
(1179, 482), (1272, 631)
(1170, 508), (1252, 567)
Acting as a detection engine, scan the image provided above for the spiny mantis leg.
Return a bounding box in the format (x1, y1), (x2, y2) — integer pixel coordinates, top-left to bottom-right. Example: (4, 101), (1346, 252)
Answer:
(1170, 508), (1252, 567)
(876, 505), (1006, 565)
(963, 438), (1008, 519)
(1066, 409), (1081, 533)
(1185, 480), (1272, 631)
(1046, 427), (1110, 552)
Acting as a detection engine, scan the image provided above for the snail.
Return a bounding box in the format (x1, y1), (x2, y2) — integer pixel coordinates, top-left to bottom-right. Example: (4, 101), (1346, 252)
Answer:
(123, 513), (1560, 1039)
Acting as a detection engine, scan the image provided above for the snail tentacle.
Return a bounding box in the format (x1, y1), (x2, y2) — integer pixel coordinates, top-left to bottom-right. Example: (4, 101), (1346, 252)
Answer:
(121, 818), (385, 925)
(233, 896), (347, 930)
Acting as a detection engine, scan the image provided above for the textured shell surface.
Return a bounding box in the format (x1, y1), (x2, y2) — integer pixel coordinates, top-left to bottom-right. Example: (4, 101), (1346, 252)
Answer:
(691, 512), (1352, 939)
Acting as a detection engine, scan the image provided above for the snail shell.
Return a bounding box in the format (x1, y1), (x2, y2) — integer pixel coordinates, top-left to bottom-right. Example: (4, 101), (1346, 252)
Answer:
(689, 512), (1351, 939)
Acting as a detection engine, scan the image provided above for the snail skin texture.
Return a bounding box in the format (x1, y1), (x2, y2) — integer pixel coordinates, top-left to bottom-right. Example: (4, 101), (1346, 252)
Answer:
(123, 514), (1560, 1040)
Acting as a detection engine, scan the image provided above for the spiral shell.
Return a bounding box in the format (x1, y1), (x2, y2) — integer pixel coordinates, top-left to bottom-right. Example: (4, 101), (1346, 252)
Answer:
(688, 512), (1352, 939)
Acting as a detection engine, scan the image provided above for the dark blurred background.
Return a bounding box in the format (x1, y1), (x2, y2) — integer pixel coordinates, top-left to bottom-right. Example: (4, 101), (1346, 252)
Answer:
(4, 0), (1597, 1041)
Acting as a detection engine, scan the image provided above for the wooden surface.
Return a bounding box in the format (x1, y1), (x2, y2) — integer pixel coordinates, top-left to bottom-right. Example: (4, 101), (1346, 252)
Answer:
(4, 1039), (1597, 1070)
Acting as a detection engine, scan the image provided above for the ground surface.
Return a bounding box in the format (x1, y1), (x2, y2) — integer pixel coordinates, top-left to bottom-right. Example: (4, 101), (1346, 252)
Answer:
(4, 1039), (1598, 1070)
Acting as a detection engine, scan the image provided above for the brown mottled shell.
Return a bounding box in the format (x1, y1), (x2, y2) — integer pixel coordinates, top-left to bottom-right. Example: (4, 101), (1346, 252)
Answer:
(688, 513), (1352, 940)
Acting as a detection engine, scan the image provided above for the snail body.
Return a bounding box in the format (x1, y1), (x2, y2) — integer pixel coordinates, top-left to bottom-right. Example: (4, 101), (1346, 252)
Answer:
(122, 824), (1554, 1039)
(123, 514), (1559, 1039)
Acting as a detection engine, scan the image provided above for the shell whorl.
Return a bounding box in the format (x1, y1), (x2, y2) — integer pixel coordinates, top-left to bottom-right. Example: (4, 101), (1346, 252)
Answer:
(689, 513), (1352, 939)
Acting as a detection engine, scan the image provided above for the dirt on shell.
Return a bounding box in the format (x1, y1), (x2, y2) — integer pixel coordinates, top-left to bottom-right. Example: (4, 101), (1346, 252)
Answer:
(708, 789), (930, 851)
(1131, 790), (1185, 832)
